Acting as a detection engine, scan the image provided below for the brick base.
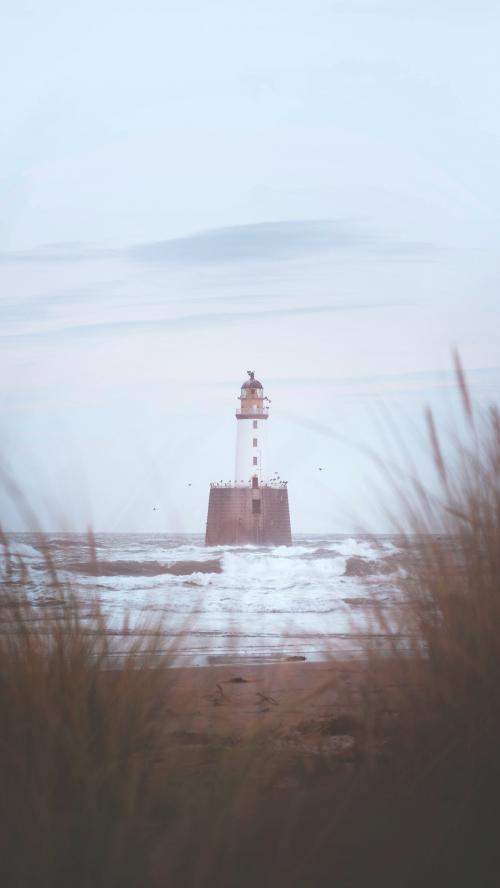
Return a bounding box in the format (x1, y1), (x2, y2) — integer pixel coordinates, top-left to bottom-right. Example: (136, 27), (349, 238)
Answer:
(205, 487), (292, 546)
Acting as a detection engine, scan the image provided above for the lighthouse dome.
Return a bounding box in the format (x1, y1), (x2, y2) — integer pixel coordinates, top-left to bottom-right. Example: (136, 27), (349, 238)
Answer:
(241, 371), (263, 390)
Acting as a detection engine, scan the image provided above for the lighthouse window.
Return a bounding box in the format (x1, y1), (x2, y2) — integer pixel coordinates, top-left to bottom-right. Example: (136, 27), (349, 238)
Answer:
(253, 438), (257, 447)
(253, 456), (258, 465)
(252, 499), (261, 514)
(253, 420), (258, 429)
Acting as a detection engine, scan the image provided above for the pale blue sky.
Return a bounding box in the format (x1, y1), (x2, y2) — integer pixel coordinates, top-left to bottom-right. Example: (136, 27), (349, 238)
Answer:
(1, 0), (499, 531)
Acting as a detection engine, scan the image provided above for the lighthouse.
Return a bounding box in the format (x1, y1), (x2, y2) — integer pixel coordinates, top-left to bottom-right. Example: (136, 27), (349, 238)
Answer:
(235, 370), (268, 485)
(205, 372), (292, 546)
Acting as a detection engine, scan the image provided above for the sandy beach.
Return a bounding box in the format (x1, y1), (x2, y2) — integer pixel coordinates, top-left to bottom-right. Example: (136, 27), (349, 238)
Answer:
(157, 658), (380, 754)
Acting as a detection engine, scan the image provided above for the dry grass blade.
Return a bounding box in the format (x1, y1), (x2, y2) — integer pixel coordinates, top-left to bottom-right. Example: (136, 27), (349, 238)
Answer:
(425, 405), (448, 488)
(453, 346), (474, 427)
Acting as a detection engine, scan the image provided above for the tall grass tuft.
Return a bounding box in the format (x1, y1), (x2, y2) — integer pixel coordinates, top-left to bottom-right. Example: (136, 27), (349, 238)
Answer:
(388, 360), (500, 759)
(363, 356), (500, 882)
(0, 538), (179, 887)
(0, 534), (282, 888)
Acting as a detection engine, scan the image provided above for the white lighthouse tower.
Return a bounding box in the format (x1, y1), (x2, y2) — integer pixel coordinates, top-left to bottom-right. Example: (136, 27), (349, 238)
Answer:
(235, 371), (269, 485)
(205, 371), (292, 546)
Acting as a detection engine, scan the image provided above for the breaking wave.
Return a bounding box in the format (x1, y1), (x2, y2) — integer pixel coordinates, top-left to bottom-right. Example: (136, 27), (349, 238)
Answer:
(2, 532), (406, 664)
(64, 559), (222, 578)
(1, 542), (41, 561)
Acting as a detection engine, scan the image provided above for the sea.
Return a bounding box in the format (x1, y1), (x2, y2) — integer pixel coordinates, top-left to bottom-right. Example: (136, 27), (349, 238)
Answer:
(3, 533), (407, 666)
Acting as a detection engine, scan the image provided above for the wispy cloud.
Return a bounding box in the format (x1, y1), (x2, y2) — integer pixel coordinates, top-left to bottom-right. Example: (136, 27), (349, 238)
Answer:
(129, 220), (438, 265)
(0, 243), (114, 264)
(128, 220), (370, 264)
(0, 220), (439, 267)
(0, 299), (395, 341)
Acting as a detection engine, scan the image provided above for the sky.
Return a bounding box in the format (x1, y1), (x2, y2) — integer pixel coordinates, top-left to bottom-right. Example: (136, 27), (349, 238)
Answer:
(1, 0), (499, 533)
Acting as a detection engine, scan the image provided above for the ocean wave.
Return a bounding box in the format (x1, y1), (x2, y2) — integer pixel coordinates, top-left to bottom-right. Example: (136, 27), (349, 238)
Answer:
(1, 542), (41, 560)
(64, 558), (222, 578)
(3, 532), (407, 665)
(343, 555), (402, 577)
(306, 547), (342, 558)
(221, 550), (348, 586)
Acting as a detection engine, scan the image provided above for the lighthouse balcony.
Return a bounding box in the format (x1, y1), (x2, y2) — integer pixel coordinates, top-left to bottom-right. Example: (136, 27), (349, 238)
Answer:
(210, 480), (287, 489)
(235, 405), (269, 419)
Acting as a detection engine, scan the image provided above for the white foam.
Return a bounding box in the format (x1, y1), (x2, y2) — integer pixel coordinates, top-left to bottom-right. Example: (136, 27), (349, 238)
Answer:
(4, 542), (41, 560)
(221, 550), (347, 590)
(7, 533), (405, 663)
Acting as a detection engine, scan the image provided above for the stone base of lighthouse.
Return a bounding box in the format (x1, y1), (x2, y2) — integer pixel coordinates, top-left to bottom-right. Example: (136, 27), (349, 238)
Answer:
(205, 486), (292, 546)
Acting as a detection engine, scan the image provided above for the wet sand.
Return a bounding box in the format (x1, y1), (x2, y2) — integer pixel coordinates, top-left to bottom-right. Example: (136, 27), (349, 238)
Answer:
(159, 658), (373, 744)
